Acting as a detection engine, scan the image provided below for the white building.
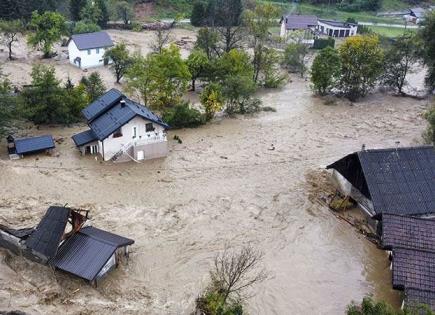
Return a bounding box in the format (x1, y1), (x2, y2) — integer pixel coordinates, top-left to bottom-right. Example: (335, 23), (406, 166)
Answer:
(317, 19), (358, 38)
(72, 89), (170, 162)
(68, 31), (114, 69)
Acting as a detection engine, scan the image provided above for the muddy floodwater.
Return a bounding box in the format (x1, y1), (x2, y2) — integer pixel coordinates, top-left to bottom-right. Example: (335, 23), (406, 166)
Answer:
(0, 75), (430, 314)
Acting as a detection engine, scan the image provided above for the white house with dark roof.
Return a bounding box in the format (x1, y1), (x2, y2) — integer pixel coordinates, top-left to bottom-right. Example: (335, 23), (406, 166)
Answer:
(68, 31), (114, 69)
(317, 19), (357, 38)
(72, 89), (170, 162)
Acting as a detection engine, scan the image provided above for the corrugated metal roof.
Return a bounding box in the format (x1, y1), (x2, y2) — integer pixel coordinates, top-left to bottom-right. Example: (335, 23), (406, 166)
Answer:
(392, 248), (435, 292)
(14, 135), (55, 155)
(71, 31), (114, 50)
(72, 129), (98, 147)
(81, 88), (123, 122)
(282, 15), (318, 30)
(50, 232), (117, 281)
(80, 226), (134, 247)
(26, 206), (70, 260)
(327, 146), (435, 217)
(382, 214), (435, 252)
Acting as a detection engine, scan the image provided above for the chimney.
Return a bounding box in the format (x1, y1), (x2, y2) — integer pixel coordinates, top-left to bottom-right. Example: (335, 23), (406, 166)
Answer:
(120, 99), (126, 108)
(361, 144), (366, 151)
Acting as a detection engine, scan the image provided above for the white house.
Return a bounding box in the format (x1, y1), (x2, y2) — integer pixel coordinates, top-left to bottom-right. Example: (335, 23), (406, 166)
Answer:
(72, 89), (170, 162)
(68, 31), (114, 69)
(317, 19), (358, 38)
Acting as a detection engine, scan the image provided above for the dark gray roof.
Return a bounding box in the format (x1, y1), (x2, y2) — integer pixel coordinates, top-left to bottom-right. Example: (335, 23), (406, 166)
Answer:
(71, 31), (114, 50)
(72, 129), (98, 147)
(392, 248), (435, 292)
(381, 214), (435, 252)
(82, 88), (123, 122)
(282, 15), (318, 30)
(405, 288), (435, 310)
(26, 206), (70, 260)
(50, 232), (117, 281)
(319, 19), (356, 28)
(80, 226), (134, 247)
(327, 146), (435, 217)
(89, 97), (170, 141)
(50, 226), (133, 281)
(14, 135), (55, 155)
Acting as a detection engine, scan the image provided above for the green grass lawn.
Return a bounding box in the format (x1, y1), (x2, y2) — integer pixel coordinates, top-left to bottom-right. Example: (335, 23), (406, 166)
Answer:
(367, 25), (417, 37)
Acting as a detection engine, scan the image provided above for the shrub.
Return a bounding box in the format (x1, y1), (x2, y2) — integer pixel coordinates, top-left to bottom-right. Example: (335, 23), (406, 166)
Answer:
(162, 102), (205, 128)
(200, 83), (224, 121)
(73, 21), (101, 34)
(313, 38), (335, 50)
(311, 47), (341, 96)
(424, 104), (435, 144)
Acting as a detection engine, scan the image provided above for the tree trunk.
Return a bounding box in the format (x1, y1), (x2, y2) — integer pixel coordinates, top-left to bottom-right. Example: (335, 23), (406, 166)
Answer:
(8, 41), (12, 60)
(192, 79), (196, 91)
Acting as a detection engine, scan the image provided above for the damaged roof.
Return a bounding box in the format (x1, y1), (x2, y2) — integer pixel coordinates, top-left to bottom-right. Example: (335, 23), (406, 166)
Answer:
(327, 146), (435, 217)
(50, 226), (134, 281)
(25, 206), (70, 260)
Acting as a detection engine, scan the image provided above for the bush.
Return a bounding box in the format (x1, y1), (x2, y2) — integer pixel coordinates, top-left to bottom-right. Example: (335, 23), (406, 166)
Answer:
(313, 38), (335, 50)
(162, 102), (205, 129)
(424, 105), (435, 144)
(196, 288), (244, 315)
(73, 21), (101, 34)
(131, 22), (142, 32)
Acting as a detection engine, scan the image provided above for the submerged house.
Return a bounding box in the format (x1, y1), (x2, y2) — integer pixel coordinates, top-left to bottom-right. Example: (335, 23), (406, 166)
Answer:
(0, 206), (134, 285)
(380, 214), (435, 310)
(72, 89), (170, 162)
(7, 135), (55, 160)
(327, 146), (435, 228)
(68, 31), (114, 69)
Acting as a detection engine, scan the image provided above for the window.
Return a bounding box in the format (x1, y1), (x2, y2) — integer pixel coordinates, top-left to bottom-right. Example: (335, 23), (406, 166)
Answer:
(132, 126), (137, 138)
(113, 128), (123, 138)
(87, 49), (91, 55)
(96, 48), (100, 54)
(146, 123), (155, 132)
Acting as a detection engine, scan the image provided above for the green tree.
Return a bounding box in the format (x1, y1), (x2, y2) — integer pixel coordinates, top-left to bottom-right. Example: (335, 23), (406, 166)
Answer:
(162, 102), (205, 128)
(191, 1), (207, 27)
(347, 297), (435, 315)
(283, 43), (308, 77)
(126, 45), (191, 110)
(70, 0), (88, 21)
(0, 71), (17, 136)
(262, 48), (286, 88)
(338, 35), (384, 101)
(382, 33), (420, 95)
(311, 47), (341, 95)
(215, 0), (244, 53)
(73, 21), (101, 34)
(104, 43), (131, 83)
(80, 0), (102, 25)
(95, 0), (109, 28)
(0, 20), (24, 60)
(425, 105), (435, 145)
(200, 83), (224, 121)
(80, 72), (106, 102)
(419, 11), (435, 92)
(27, 11), (66, 58)
(114, 1), (133, 25)
(0, 0), (56, 21)
(195, 27), (220, 59)
(186, 49), (209, 91)
(244, 3), (279, 83)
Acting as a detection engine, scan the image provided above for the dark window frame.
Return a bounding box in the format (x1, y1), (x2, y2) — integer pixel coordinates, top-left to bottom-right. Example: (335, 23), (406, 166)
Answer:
(113, 128), (123, 138)
(146, 123), (155, 132)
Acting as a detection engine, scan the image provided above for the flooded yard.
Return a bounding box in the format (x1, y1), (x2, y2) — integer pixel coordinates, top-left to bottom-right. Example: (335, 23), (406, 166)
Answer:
(0, 74), (429, 314)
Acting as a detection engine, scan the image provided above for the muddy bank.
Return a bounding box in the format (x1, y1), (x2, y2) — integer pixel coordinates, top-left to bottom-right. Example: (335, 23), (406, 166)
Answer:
(0, 73), (429, 314)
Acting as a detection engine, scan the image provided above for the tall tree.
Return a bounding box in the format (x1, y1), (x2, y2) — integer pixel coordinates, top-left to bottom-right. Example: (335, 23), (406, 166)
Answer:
(0, 20), (24, 60)
(95, 0), (109, 28)
(338, 35), (384, 101)
(0, 70), (17, 137)
(0, 0), (56, 21)
(80, 0), (102, 25)
(114, 1), (133, 25)
(27, 11), (67, 58)
(195, 28), (220, 59)
(70, 0), (87, 22)
(419, 11), (435, 92)
(80, 72), (106, 102)
(283, 43), (308, 77)
(191, 0), (207, 27)
(186, 49), (209, 91)
(382, 33), (420, 95)
(311, 47), (341, 95)
(104, 43), (131, 83)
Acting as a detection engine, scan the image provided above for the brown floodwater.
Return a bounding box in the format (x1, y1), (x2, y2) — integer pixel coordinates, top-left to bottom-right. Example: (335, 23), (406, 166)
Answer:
(0, 75), (429, 314)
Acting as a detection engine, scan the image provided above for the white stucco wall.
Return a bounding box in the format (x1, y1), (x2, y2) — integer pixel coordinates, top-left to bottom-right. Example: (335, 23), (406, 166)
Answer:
(317, 21), (358, 37)
(68, 40), (111, 69)
(101, 116), (166, 161)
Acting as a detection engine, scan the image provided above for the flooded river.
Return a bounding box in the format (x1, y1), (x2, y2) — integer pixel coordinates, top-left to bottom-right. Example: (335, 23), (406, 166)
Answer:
(0, 76), (429, 314)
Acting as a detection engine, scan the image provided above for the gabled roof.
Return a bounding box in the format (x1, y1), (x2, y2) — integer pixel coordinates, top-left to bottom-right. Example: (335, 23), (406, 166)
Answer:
(72, 129), (98, 147)
(71, 31), (114, 50)
(50, 226), (134, 281)
(81, 88), (123, 122)
(381, 214), (435, 252)
(26, 206), (70, 260)
(282, 15), (318, 30)
(327, 146), (435, 217)
(14, 135), (55, 155)
(392, 248), (435, 293)
(405, 288), (435, 310)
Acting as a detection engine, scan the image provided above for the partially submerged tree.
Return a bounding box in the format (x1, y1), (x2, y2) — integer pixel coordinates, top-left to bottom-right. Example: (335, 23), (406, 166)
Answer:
(311, 47), (341, 95)
(80, 72), (106, 102)
(27, 11), (66, 58)
(151, 27), (173, 54)
(283, 43), (308, 77)
(0, 20), (24, 60)
(196, 245), (268, 314)
(104, 43), (131, 83)
(381, 33), (420, 95)
(200, 83), (224, 121)
(195, 27), (220, 59)
(338, 35), (384, 101)
(424, 104), (435, 145)
(0, 70), (17, 137)
(186, 49), (209, 91)
(418, 11), (435, 92)
(347, 296), (435, 315)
